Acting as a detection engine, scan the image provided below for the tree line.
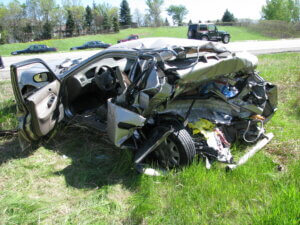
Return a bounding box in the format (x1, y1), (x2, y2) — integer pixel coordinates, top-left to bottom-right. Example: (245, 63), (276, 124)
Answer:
(0, 0), (121, 43)
(0, 0), (299, 44)
(0, 0), (190, 44)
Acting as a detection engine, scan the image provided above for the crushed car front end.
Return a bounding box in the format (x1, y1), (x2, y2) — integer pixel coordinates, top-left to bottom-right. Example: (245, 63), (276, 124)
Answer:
(106, 38), (277, 169)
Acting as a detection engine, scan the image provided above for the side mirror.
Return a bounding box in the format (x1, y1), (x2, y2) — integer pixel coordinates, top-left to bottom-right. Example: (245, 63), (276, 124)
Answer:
(33, 72), (49, 83)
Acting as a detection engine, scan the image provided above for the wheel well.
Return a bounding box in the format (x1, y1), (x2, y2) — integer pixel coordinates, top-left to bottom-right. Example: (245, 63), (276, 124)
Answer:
(155, 113), (185, 128)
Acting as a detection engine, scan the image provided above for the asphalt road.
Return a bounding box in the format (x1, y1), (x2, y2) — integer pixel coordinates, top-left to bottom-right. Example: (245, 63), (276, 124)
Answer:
(1, 38), (300, 80)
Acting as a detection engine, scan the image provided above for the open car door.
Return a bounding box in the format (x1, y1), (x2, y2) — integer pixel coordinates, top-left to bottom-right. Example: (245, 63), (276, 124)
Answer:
(10, 58), (64, 149)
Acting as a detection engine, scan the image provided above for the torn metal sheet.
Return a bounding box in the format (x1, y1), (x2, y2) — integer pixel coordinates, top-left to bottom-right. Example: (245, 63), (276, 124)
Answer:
(107, 99), (146, 147)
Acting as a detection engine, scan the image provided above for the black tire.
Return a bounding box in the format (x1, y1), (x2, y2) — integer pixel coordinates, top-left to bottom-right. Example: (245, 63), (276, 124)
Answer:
(200, 35), (209, 41)
(222, 35), (230, 44)
(153, 125), (196, 168)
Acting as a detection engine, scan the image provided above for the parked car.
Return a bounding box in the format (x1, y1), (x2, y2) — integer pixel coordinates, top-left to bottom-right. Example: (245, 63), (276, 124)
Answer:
(11, 38), (277, 172)
(11, 44), (57, 55)
(70, 41), (111, 50)
(117, 34), (139, 43)
(187, 23), (231, 44)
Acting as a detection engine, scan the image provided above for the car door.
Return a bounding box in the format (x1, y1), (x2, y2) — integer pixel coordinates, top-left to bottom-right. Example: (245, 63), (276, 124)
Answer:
(92, 42), (97, 48)
(95, 41), (101, 48)
(87, 42), (93, 48)
(10, 58), (64, 148)
(41, 45), (46, 53)
(28, 45), (35, 53)
(33, 45), (40, 53)
(207, 24), (218, 40)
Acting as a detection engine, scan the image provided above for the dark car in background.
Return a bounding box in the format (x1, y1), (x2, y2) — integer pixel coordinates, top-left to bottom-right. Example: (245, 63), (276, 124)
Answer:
(187, 23), (231, 44)
(11, 44), (57, 55)
(117, 34), (139, 43)
(70, 41), (111, 50)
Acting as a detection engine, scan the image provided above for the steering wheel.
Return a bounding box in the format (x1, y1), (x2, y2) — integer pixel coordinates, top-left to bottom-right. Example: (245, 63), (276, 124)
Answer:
(94, 65), (117, 92)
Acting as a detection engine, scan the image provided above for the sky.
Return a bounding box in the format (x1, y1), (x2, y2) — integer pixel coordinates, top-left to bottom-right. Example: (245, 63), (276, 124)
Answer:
(1, 0), (267, 22)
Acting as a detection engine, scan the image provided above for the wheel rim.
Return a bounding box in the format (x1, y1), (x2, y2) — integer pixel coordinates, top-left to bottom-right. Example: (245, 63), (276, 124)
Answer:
(155, 138), (180, 168)
(201, 36), (208, 41)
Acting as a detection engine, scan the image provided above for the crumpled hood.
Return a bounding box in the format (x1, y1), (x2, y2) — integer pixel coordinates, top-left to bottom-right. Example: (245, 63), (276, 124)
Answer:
(110, 37), (258, 95)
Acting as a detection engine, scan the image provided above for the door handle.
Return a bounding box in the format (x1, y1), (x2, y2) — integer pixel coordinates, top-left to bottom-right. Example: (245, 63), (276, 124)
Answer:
(47, 96), (56, 108)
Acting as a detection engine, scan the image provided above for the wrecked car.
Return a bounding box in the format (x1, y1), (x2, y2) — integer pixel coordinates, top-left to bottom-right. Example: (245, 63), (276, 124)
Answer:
(10, 38), (277, 171)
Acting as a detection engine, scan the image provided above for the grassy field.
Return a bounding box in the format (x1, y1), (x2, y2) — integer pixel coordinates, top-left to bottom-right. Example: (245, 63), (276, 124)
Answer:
(0, 53), (299, 224)
(0, 26), (274, 56)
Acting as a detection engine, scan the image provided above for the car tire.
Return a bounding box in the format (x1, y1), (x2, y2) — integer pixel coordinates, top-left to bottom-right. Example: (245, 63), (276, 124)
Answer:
(200, 35), (209, 41)
(222, 35), (230, 44)
(153, 124), (196, 168)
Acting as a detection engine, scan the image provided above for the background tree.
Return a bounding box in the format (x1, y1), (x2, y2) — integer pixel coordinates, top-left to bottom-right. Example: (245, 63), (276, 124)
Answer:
(113, 16), (119, 32)
(262, 0), (300, 22)
(71, 6), (85, 35)
(119, 0), (131, 25)
(164, 18), (169, 26)
(102, 13), (110, 31)
(50, 6), (66, 38)
(143, 13), (151, 27)
(166, 5), (188, 26)
(42, 20), (52, 39)
(85, 5), (93, 32)
(40, 0), (56, 39)
(0, 3), (9, 44)
(145, 0), (164, 27)
(133, 8), (143, 27)
(66, 10), (75, 37)
(221, 9), (235, 22)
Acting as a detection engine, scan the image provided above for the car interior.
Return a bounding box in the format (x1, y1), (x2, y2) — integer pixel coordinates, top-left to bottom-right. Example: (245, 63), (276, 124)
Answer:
(63, 56), (137, 131)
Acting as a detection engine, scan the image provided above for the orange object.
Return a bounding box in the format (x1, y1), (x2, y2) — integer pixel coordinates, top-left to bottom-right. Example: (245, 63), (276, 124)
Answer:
(250, 115), (265, 121)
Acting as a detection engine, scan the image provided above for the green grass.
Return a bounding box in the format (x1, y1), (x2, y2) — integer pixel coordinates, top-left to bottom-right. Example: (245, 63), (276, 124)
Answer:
(0, 53), (299, 224)
(0, 26), (273, 56)
(0, 80), (17, 131)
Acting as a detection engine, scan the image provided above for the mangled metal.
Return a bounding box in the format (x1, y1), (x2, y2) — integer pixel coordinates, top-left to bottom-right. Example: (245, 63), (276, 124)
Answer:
(12, 38), (277, 171)
(107, 38), (277, 169)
